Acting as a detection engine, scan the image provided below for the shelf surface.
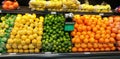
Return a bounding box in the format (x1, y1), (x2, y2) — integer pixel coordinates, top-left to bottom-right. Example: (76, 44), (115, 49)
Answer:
(0, 52), (120, 59)
(0, 6), (120, 16)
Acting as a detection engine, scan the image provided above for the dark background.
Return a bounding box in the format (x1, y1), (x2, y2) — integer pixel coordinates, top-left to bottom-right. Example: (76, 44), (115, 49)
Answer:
(0, 0), (120, 9)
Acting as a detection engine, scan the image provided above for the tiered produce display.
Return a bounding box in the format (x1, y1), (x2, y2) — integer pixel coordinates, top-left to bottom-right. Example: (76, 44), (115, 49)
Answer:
(0, 14), (16, 53)
(6, 13), (44, 53)
(71, 15), (116, 52)
(29, 0), (111, 12)
(42, 14), (71, 53)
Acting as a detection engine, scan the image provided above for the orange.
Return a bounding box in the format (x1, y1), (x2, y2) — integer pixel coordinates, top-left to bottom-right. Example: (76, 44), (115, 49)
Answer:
(72, 47), (78, 52)
(89, 48), (94, 52)
(112, 28), (118, 33)
(93, 43), (98, 48)
(74, 23), (79, 29)
(85, 35), (89, 39)
(86, 26), (91, 31)
(101, 34), (106, 39)
(109, 37), (116, 43)
(100, 48), (105, 51)
(95, 40), (98, 43)
(87, 43), (93, 48)
(80, 35), (84, 40)
(116, 34), (120, 41)
(98, 44), (103, 48)
(83, 38), (89, 43)
(84, 48), (89, 52)
(82, 26), (87, 31)
(118, 30), (120, 34)
(89, 38), (95, 43)
(71, 31), (76, 37)
(96, 31), (101, 34)
(81, 43), (87, 48)
(111, 47), (116, 51)
(95, 34), (101, 39)
(106, 27), (111, 30)
(108, 43), (114, 48)
(111, 33), (116, 38)
(105, 39), (110, 43)
(106, 30), (111, 34)
(76, 32), (81, 36)
(95, 48), (100, 51)
(96, 25), (100, 30)
(78, 48), (83, 52)
(75, 38), (81, 43)
(105, 47), (110, 51)
(72, 38), (76, 43)
(92, 27), (97, 32)
(99, 38), (104, 43)
(81, 31), (87, 35)
(105, 34), (110, 39)
(78, 25), (82, 32)
(103, 44), (108, 48)
(75, 43), (81, 48)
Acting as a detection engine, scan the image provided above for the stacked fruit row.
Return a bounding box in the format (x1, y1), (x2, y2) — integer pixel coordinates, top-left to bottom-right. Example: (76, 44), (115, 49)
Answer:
(71, 15), (116, 52)
(0, 14), (16, 53)
(42, 14), (71, 53)
(6, 13), (44, 53)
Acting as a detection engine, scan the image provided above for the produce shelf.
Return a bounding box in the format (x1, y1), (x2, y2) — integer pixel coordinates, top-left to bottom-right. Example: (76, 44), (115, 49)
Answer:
(1, 6), (120, 16)
(0, 52), (120, 59)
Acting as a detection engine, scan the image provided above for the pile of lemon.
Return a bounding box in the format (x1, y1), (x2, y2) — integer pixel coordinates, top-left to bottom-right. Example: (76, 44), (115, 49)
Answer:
(6, 13), (44, 53)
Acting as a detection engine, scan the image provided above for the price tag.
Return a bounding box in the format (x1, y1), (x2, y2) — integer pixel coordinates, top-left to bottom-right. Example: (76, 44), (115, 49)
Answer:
(0, 53), (2, 55)
(0, 10), (2, 13)
(45, 52), (51, 54)
(65, 14), (69, 18)
(9, 53), (16, 55)
(84, 52), (91, 54)
(69, 13), (74, 17)
(51, 12), (56, 14)
(99, 13), (104, 16)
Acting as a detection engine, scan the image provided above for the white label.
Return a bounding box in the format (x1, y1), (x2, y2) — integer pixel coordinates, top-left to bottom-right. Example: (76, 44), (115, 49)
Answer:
(0, 10), (2, 13)
(45, 52), (51, 54)
(9, 53), (16, 55)
(84, 52), (91, 54)
(0, 53), (2, 55)
(51, 12), (56, 14)
(99, 13), (104, 16)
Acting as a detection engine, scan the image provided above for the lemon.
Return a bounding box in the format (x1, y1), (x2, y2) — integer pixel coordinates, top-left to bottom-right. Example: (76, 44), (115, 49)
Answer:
(23, 45), (28, 49)
(36, 36), (42, 41)
(32, 39), (37, 45)
(16, 39), (21, 44)
(21, 35), (27, 40)
(33, 29), (38, 34)
(18, 45), (23, 49)
(29, 44), (35, 49)
(7, 39), (14, 44)
(29, 49), (34, 53)
(21, 40), (26, 45)
(33, 34), (38, 39)
(35, 48), (39, 53)
(39, 16), (44, 22)
(13, 49), (18, 53)
(11, 30), (17, 35)
(29, 35), (34, 40)
(24, 50), (29, 53)
(6, 44), (12, 49)
(15, 34), (20, 39)
(25, 39), (31, 44)
(7, 49), (13, 53)
(38, 31), (43, 35)
(17, 14), (22, 17)
(27, 30), (33, 35)
(19, 49), (23, 53)
(12, 43), (17, 49)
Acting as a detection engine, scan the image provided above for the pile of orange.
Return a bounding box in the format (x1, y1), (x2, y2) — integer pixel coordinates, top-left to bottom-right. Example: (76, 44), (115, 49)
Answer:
(109, 16), (120, 50)
(71, 15), (116, 52)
